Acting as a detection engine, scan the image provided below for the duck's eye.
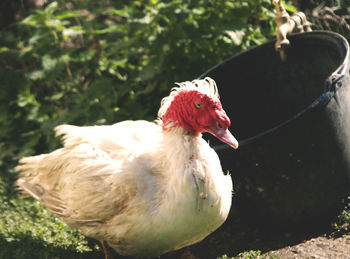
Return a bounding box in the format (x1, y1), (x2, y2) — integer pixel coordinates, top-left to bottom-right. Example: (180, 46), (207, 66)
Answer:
(195, 102), (202, 109)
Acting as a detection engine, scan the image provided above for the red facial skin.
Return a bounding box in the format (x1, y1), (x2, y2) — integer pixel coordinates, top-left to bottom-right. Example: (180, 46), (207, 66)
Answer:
(162, 90), (231, 136)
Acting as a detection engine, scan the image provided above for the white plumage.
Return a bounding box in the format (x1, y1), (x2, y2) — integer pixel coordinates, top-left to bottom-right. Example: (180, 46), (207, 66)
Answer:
(15, 78), (235, 258)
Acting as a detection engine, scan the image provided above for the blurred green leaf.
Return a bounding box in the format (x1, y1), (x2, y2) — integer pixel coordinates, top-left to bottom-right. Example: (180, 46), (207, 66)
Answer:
(44, 1), (59, 15)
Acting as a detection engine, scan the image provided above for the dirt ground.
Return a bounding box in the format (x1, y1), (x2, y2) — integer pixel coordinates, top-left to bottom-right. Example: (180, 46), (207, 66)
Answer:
(265, 233), (350, 259)
(190, 208), (350, 259)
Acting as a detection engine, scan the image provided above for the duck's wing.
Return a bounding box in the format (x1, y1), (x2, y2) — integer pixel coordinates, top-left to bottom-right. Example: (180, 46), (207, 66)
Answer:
(16, 121), (162, 227)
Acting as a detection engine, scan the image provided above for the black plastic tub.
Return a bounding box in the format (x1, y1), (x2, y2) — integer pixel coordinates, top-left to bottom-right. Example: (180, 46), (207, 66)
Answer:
(200, 31), (350, 230)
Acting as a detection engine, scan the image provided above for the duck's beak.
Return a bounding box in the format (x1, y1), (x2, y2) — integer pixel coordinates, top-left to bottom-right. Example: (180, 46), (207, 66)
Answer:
(207, 126), (239, 149)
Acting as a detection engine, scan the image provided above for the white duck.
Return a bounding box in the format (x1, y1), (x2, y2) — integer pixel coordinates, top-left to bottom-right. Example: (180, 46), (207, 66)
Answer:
(15, 77), (238, 258)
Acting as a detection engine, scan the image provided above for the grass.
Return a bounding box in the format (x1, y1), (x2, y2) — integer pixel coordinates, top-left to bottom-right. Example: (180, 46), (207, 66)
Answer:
(0, 172), (101, 259)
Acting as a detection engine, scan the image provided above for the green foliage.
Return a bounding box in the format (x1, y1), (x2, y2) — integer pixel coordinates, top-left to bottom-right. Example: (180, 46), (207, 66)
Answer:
(0, 0), (277, 168)
(332, 197), (350, 234)
(0, 0), (277, 258)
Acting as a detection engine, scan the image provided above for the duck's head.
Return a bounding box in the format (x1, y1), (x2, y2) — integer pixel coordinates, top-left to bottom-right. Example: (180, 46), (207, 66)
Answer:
(158, 77), (238, 149)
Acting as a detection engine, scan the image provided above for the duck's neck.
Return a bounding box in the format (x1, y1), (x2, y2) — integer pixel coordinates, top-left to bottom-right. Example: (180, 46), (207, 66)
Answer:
(160, 126), (201, 177)
(160, 126), (212, 211)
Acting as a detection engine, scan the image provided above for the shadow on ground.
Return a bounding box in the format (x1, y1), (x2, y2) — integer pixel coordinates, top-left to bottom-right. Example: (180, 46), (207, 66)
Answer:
(191, 206), (336, 259)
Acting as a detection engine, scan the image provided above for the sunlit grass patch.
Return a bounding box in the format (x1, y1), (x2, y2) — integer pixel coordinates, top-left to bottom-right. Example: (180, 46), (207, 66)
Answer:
(0, 175), (101, 259)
